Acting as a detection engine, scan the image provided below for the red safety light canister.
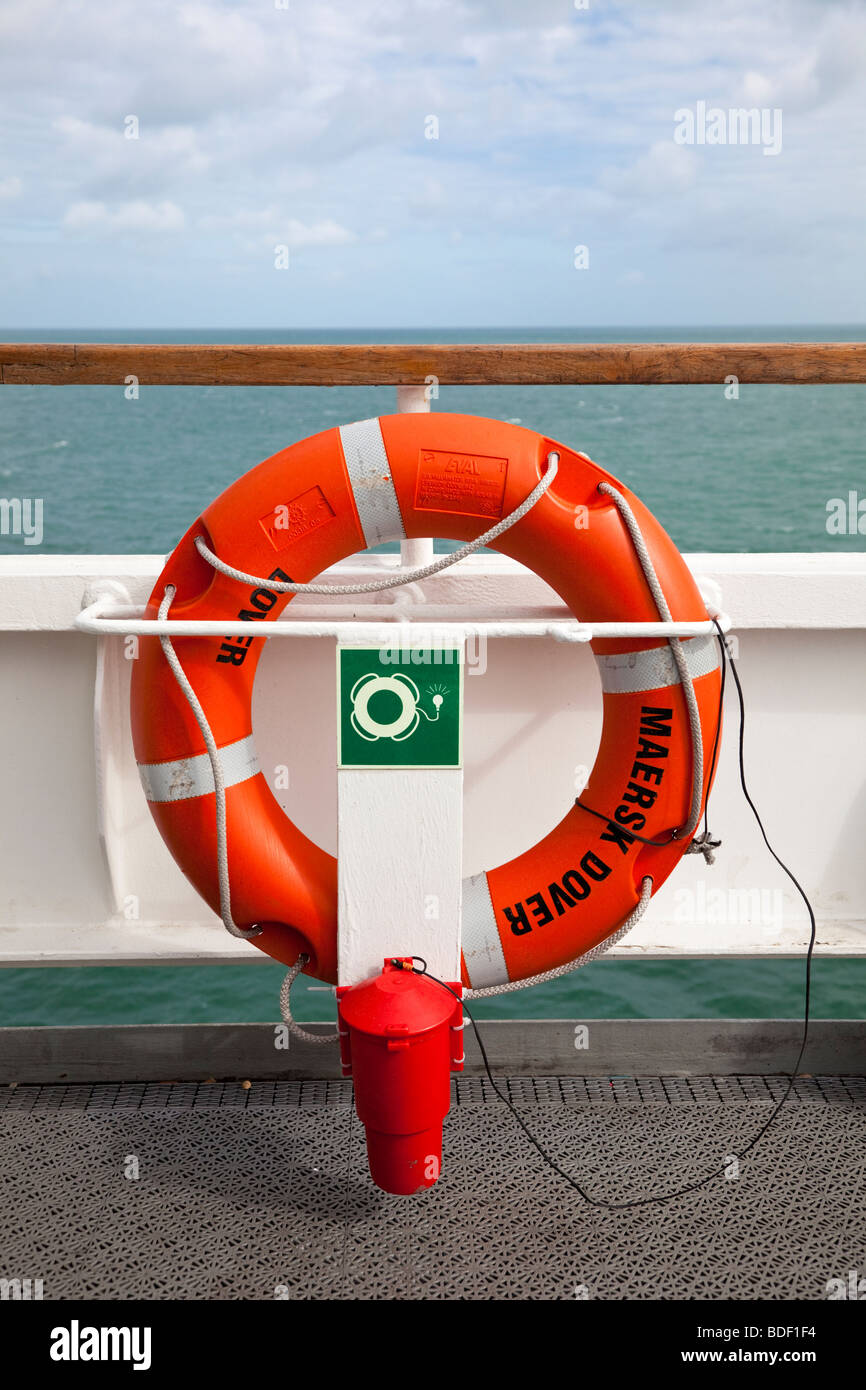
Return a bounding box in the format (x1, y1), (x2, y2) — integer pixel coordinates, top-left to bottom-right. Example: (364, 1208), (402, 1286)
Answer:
(337, 959), (464, 1195)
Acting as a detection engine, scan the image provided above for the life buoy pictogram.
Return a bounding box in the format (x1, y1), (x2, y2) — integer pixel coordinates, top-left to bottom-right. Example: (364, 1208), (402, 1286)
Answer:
(350, 672), (422, 742)
(130, 414), (722, 988)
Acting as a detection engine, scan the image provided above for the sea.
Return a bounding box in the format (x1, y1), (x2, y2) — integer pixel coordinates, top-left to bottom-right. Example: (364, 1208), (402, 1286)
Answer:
(1, 325), (863, 1028)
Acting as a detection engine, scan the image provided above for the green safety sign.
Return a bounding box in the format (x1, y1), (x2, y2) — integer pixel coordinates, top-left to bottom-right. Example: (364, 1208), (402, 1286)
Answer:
(337, 646), (463, 769)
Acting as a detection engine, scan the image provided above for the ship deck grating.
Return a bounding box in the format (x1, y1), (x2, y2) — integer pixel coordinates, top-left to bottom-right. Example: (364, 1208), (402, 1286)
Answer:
(1, 1075), (864, 1301)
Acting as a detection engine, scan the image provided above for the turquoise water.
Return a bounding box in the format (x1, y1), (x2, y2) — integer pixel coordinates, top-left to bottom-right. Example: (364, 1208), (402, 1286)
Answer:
(0, 959), (859, 1029)
(1, 326), (863, 1026)
(2, 325), (865, 556)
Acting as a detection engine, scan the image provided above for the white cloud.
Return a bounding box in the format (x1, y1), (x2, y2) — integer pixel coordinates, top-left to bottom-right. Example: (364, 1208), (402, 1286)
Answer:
(63, 199), (185, 232)
(0, 0), (864, 323)
(199, 209), (356, 248)
(601, 142), (698, 199)
(738, 7), (866, 113)
(738, 63), (819, 112)
(281, 219), (356, 247)
(0, 176), (21, 198)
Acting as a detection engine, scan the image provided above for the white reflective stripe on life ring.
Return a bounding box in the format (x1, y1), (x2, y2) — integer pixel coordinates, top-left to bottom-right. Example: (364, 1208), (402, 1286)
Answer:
(339, 417), (406, 547)
(596, 634), (720, 694)
(461, 871), (508, 988)
(137, 734), (260, 803)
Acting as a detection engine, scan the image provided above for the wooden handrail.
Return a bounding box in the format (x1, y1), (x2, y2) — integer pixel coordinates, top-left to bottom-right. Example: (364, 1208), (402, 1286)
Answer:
(1, 341), (864, 386)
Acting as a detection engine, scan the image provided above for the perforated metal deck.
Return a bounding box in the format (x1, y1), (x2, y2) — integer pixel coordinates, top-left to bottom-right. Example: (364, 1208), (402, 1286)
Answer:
(2, 1075), (864, 1301)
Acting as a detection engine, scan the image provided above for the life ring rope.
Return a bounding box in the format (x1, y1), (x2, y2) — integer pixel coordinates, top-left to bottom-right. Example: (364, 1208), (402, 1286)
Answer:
(190, 450), (560, 595)
(598, 480), (705, 837)
(277, 879), (653, 1027)
(156, 584), (262, 941)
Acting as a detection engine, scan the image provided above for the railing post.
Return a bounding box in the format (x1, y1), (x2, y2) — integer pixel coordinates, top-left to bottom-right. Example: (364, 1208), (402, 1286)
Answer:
(396, 384), (434, 569)
(335, 641), (464, 988)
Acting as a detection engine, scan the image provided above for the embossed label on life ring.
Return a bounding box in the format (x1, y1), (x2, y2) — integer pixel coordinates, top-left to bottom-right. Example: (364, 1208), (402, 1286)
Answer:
(259, 484), (335, 550)
(415, 449), (508, 518)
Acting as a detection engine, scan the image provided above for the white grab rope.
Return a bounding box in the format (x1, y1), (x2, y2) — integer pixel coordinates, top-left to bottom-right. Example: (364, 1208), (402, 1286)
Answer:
(192, 450), (559, 595)
(597, 480), (706, 840)
(279, 954), (340, 1045)
(158, 586), (261, 941)
(464, 875), (653, 998)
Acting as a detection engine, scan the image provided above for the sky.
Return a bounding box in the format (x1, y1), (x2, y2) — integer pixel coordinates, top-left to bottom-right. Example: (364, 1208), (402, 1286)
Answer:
(0, 0), (864, 328)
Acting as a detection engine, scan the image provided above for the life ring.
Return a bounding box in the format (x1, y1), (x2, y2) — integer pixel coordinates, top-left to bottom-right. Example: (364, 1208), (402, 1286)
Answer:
(130, 413), (721, 988)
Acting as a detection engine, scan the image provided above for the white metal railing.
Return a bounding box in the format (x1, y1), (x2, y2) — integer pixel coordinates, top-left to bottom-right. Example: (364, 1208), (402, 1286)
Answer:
(75, 593), (730, 643)
(1, 548), (863, 968)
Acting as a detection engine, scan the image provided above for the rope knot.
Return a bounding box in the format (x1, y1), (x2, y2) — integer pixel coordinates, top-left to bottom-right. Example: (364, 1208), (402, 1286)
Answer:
(686, 830), (722, 866)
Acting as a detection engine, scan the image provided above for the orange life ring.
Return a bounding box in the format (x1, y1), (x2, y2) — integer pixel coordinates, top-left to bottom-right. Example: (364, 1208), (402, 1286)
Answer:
(130, 413), (721, 988)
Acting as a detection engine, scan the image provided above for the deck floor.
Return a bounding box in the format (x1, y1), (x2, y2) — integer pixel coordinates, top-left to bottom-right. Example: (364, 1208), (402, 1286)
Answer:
(2, 1075), (865, 1301)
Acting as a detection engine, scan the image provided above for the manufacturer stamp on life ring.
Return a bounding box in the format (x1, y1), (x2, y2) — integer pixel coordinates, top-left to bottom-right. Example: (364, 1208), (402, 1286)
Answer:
(259, 484), (335, 550)
(415, 449), (508, 519)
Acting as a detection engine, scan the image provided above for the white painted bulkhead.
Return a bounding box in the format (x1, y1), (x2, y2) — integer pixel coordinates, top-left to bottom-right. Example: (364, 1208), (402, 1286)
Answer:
(0, 549), (864, 968)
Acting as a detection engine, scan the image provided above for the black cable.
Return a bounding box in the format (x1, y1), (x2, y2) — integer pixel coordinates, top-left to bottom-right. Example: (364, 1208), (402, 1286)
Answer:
(569, 799), (678, 847)
(709, 614), (816, 1109)
(397, 621), (817, 1208)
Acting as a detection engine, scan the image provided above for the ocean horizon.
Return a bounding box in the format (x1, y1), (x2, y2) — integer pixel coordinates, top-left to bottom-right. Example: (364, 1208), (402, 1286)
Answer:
(3, 324), (864, 558)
